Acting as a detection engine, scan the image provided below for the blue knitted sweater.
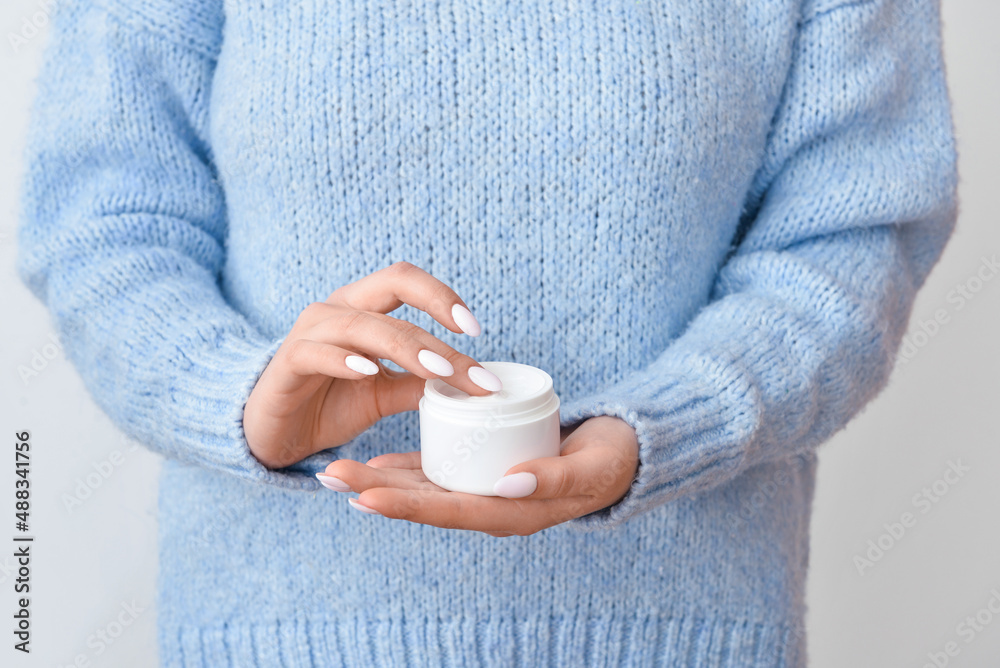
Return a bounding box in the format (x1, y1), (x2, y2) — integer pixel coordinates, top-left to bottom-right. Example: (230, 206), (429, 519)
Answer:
(18, 0), (957, 665)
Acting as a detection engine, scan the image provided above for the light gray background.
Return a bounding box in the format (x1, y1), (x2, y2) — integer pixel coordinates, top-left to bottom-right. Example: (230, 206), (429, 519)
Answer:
(1, 2), (997, 666)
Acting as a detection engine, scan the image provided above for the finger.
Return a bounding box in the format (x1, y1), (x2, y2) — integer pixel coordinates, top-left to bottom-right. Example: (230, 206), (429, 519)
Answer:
(370, 372), (427, 418)
(327, 261), (482, 337)
(307, 309), (500, 396)
(282, 339), (382, 379)
(494, 438), (634, 501)
(365, 451), (422, 469)
(357, 487), (585, 535)
(322, 459), (436, 493)
(278, 339), (425, 418)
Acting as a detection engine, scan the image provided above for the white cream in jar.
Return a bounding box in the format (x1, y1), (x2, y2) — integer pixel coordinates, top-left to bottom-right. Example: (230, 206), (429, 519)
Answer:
(419, 361), (561, 495)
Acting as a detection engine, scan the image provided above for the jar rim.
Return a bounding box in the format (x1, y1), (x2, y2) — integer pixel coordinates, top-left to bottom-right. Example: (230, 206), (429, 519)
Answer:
(422, 361), (557, 419)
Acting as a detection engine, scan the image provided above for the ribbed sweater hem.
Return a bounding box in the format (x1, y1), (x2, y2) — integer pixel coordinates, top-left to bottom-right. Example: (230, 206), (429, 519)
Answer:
(159, 611), (804, 667)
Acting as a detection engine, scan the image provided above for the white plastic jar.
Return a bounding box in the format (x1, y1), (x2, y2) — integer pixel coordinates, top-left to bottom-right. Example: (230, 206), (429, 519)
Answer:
(419, 361), (561, 495)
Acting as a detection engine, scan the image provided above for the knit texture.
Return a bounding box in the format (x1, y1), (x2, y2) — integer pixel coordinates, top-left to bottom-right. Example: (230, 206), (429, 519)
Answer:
(18, 0), (958, 665)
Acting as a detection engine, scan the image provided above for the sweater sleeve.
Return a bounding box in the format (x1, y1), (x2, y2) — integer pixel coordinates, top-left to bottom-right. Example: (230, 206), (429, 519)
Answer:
(16, 0), (322, 491)
(557, 0), (959, 529)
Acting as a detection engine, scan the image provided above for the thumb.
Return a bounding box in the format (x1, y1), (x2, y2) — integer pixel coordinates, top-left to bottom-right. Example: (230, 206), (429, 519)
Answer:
(493, 437), (630, 501)
(373, 370), (427, 417)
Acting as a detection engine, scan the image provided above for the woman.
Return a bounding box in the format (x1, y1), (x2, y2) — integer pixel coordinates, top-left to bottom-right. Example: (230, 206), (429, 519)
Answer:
(18, 0), (958, 665)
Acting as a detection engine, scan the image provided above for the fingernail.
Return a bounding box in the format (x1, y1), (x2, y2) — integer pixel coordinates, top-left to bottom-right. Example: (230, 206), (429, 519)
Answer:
(348, 497), (381, 515)
(345, 355), (379, 375)
(452, 303), (482, 337)
(468, 366), (503, 392)
(417, 349), (454, 376)
(316, 473), (351, 492)
(493, 472), (537, 498)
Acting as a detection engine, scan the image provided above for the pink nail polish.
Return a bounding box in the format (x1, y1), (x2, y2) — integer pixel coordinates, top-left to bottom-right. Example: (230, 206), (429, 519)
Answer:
(316, 473), (351, 492)
(417, 349), (455, 377)
(493, 472), (538, 498)
(452, 303), (482, 337)
(348, 497), (381, 515)
(468, 366), (503, 392)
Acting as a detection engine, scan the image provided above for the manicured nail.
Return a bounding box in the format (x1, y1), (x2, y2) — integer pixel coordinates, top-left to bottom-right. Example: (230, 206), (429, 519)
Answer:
(345, 355), (379, 375)
(493, 472), (538, 498)
(452, 303), (482, 337)
(316, 473), (351, 492)
(417, 349), (454, 376)
(468, 366), (503, 392)
(348, 497), (381, 515)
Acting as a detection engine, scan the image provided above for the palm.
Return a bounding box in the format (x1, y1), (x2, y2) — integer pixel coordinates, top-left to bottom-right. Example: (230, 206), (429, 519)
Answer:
(319, 417), (640, 537)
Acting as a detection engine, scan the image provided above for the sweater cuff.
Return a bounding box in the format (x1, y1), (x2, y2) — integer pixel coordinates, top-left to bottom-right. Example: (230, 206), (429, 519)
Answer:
(164, 332), (322, 491)
(557, 363), (761, 531)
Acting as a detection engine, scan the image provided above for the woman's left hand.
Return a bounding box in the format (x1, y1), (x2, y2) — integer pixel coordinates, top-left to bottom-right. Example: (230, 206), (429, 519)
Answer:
(317, 416), (639, 536)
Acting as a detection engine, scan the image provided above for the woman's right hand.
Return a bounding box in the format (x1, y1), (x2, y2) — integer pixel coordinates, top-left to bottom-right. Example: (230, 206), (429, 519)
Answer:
(243, 262), (503, 469)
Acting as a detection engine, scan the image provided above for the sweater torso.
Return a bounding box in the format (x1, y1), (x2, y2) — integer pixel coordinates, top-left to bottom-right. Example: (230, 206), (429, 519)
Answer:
(156, 1), (810, 664)
(24, 0), (960, 662)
